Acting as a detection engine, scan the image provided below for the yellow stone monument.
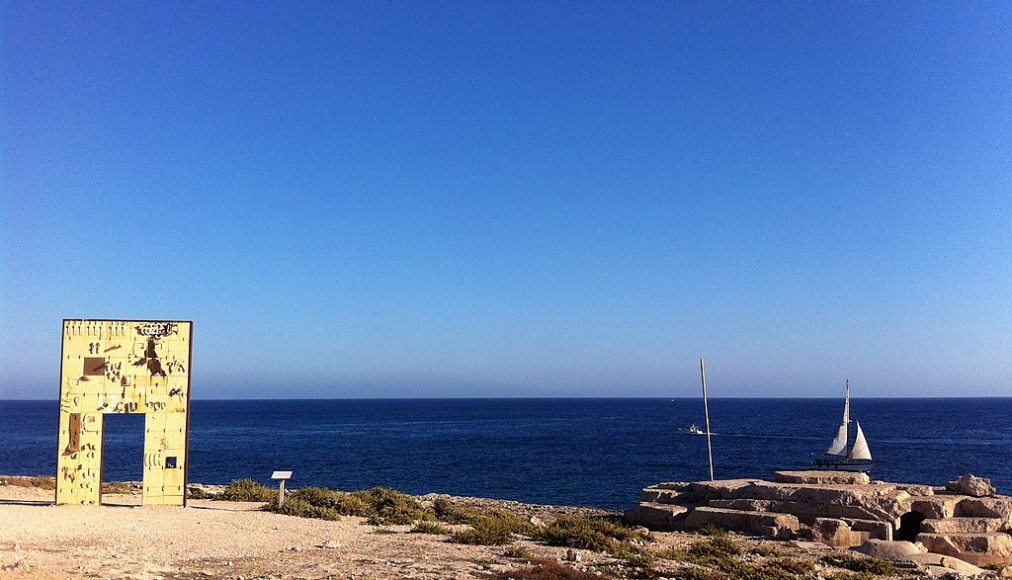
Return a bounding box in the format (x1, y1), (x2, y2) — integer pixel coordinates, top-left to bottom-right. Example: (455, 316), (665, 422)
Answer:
(56, 319), (193, 506)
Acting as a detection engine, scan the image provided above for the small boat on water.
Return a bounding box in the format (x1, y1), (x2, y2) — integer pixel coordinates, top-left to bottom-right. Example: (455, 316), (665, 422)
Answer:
(679, 423), (706, 435)
(813, 380), (879, 472)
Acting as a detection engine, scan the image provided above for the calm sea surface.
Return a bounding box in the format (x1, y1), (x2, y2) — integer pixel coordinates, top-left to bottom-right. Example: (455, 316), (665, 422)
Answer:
(2, 398), (1009, 509)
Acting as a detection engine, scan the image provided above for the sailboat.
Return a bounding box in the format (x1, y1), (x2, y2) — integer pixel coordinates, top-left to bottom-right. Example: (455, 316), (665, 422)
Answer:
(813, 380), (878, 472)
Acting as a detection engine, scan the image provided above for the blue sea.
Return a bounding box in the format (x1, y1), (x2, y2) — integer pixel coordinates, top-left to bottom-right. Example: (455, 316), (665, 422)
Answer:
(2, 398), (1009, 509)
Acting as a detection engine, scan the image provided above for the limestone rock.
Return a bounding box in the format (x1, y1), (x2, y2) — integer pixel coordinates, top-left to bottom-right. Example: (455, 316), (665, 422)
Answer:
(774, 470), (870, 485)
(640, 488), (687, 504)
(921, 517), (1005, 534)
(945, 475), (996, 498)
(853, 539), (927, 560)
(708, 499), (773, 512)
(811, 518), (865, 547)
(918, 532), (1012, 567)
(651, 482), (691, 491)
(912, 496), (965, 519)
(682, 506), (799, 539)
(624, 502), (689, 531)
(844, 518), (893, 541)
(688, 479), (760, 501)
(902, 553), (987, 576)
(956, 497), (1012, 527)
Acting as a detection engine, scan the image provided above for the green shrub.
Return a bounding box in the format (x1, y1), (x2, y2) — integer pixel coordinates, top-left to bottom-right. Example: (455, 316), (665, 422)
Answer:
(433, 498), (484, 524)
(270, 497), (341, 520)
(290, 487), (369, 515)
(219, 478), (275, 502)
(411, 520), (450, 535)
(535, 515), (640, 555)
(351, 487), (434, 525)
(821, 553), (900, 576)
(451, 514), (525, 545)
(261, 484), (434, 524)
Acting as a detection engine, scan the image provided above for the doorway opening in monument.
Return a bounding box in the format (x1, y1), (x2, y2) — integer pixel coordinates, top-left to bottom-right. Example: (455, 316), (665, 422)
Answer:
(897, 510), (926, 542)
(100, 413), (144, 506)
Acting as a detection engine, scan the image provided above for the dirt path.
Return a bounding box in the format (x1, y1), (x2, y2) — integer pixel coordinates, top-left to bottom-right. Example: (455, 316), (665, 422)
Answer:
(0, 484), (619, 580)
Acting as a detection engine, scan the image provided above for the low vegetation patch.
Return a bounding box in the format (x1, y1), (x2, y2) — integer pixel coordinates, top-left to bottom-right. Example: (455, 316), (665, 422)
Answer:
(503, 544), (530, 558)
(451, 511), (533, 545)
(659, 534), (818, 580)
(356, 487), (434, 525)
(432, 498), (485, 524)
(270, 496), (341, 520)
(100, 482), (134, 494)
(186, 486), (217, 500)
(219, 478), (275, 502)
(410, 520), (450, 535)
(2, 476), (56, 490)
(492, 558), (603, 580)
(536, 515), (641, 554)
(820, 553), (900, 576)
(261, 484), (434, 524)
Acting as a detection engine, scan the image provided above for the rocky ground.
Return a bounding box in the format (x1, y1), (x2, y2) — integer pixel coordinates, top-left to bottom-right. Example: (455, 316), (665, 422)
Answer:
(1, 478), (1008, 579)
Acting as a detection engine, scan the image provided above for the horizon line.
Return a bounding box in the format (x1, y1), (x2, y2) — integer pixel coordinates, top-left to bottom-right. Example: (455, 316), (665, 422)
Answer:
(3, 395), (1010, 402)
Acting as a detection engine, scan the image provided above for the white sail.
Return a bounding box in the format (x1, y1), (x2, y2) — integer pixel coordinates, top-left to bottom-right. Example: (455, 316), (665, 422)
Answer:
(825, 381), (850, 456)
(848, 421), (872, 461)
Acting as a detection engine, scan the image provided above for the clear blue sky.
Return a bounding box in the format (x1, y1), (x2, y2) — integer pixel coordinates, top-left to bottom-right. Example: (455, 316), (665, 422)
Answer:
(2, 1), (1010, 399)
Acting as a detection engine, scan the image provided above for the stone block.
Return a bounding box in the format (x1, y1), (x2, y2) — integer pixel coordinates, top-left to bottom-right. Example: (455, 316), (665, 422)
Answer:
(910, 496), (964, 519)
(902, 553), (988, 576)
(688, 479), (761, 501)
(811, 518), (863, 547)
(774, 470), (870, 485)
(708, 499), (773, 512)
(682, 506), (799, 539)
(625, 502), (689, 531)
(921, 517), (1005, 534)
(650, 482), (691, 491)
(767, 500), (888, 522)
(918, 532), (1012, 567)
(641, 488), (687, 504)
(956, 497), (1012, 526)
(853, 539), (927, 560)
(844, 518), (894, 541)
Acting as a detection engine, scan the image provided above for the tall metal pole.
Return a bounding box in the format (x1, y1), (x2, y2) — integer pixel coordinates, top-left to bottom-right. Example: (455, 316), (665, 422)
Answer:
(699, 358), (715, 481)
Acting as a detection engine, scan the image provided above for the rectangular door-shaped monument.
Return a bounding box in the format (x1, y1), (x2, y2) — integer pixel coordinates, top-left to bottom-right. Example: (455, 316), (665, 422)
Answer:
(56, 319), (193, 505)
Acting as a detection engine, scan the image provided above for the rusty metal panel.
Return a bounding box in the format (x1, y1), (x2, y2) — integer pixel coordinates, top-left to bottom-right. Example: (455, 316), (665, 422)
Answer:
(56, 320), (193, 506)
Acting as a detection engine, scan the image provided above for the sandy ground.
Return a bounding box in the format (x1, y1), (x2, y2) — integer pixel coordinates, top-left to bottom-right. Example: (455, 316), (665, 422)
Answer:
(0, 484), (626, 580)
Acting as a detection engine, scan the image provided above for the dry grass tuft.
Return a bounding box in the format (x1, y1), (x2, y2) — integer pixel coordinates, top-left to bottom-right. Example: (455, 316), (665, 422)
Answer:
(410, 520), (450, 535)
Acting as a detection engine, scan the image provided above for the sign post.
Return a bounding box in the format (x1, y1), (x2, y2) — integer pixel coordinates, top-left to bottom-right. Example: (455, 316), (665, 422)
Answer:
(272, 471), (292, 506)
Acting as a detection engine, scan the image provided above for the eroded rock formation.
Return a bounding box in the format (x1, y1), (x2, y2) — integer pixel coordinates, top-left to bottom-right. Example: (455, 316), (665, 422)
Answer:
(625, 471), (1012, 569)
